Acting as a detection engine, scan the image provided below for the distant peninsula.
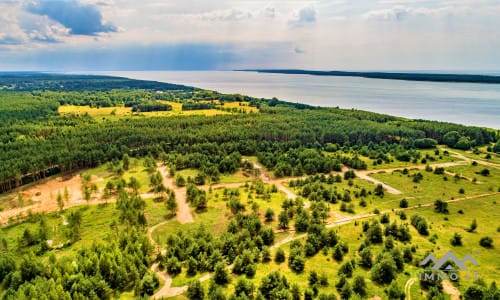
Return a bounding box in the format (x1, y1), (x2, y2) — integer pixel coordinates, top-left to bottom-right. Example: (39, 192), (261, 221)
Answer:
(248, 69), (500, 84)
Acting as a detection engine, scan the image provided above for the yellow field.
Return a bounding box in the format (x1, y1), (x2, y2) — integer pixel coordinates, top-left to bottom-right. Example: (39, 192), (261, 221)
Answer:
(222, 101), (259, 113)
(142, 109), (230, 117)
(59, 104), (231, 119)
(58, 105), (132, 117)
(157, 100), (183, 112)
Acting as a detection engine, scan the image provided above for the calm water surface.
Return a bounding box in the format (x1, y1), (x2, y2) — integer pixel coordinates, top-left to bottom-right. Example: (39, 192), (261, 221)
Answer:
(98, 71), (500, 129)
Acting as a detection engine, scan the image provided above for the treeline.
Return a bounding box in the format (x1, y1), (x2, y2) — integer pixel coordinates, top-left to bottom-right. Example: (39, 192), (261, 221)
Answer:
(182, 101), (216, 111)
(36, 90), (173, 108)
(132, 101), (172, 112)
(254, 69), (500, 84)
(0, 73), (193, 92)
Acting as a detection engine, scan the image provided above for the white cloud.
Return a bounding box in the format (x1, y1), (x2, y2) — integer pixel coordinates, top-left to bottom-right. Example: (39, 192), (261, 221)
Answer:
(289, 5), (317, 26)
(0, 3), (70, 46)
(200, 8), (253, 22)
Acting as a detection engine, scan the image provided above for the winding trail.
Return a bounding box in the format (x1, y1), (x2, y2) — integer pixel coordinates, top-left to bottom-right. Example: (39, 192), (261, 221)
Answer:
(157, 163), (193, 224)
(405, 277), (417, 300)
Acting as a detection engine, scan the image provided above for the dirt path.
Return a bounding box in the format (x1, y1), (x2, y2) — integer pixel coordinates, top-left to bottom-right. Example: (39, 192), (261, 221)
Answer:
(444, 148), (500, 170)
(151, 263), (187, 299)
(405, 277), (417, 300)
(157, 164), (193, 224)
(442, 280), (460, 300)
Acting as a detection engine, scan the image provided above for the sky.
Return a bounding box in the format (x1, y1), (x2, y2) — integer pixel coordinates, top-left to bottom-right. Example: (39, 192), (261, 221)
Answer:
(1, 0), (500, 71)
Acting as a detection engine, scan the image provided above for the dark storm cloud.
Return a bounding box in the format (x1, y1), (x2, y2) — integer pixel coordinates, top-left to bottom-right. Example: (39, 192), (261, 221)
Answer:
(26, 0), (116, 35)
(12, 43), (238, 71)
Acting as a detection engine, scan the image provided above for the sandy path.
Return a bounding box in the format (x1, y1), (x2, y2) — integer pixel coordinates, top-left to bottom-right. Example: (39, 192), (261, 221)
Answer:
(438, 148), (500, 170)
(157, 164), (193, 224)
(151, 263), (188, 299)
(442, 280), (460, 300)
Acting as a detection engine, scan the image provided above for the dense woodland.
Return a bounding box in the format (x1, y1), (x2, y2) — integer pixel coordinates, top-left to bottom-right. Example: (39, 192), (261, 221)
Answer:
(0, 74), (498, 193)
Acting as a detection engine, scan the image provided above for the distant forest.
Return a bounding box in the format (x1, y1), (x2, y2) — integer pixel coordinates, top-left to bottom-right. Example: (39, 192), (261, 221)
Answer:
(251, 69), (500, 84)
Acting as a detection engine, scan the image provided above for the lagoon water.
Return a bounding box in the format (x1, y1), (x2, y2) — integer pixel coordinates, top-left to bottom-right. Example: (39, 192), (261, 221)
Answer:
(99, 71), (500, 129)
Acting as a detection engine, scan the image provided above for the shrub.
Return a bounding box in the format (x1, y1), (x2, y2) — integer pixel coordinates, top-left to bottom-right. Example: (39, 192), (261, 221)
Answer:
(479, 236), (493, 248)
(450, 233), (463, 246)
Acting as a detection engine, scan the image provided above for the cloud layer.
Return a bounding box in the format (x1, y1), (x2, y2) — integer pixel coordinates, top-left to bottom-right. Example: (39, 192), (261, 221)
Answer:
(1, 0), (500, 71)
(26, 0), (116, 35)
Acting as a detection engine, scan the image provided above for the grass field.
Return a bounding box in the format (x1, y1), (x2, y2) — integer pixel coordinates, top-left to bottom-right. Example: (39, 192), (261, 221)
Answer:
(1, 152), (498, 299)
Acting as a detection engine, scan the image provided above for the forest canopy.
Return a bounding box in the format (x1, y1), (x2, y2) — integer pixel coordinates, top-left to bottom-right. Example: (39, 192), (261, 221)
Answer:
(0, 73), (497, 193)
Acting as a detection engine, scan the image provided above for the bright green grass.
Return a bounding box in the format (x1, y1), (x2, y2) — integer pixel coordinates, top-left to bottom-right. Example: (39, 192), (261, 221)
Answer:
(218, 172), (252, 184)
(370, 169), (493, 208)
(176, 169), (199, 180)
(151, 206), (230, 247)
(0, 204), (116, 258)
(1, 196), (168, 259)
(209, 183), (288, 229)
(444, 146), (500, 166)
(121, 159), (154, 194)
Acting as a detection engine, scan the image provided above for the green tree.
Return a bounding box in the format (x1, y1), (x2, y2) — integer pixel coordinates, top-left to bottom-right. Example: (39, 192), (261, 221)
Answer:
(166, 192), (177, 217)
(278, 211), (289, 230)
(56, 191), (64, 213)
(213, 262), (230, 285)
(176, 175), (186, 187)
(450, 233), (463, 246)
(434, 199), (449, 214)
(265, 207), (275, 222)
(122, 154), (130, 170)
(187, 280), (205, 300)
(468, 218), (478, 232)
(387, 280), (404, 300)
(352, 275), (366, 296)
(66, 210), (82, 243)
(274, 248), (286, 264)
(371, 254), (397, 284)
(359, 246), (373, 268)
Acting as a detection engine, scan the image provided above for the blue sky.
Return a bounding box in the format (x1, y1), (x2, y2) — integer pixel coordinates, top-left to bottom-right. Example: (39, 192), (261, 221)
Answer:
(1, 0), (500, 71)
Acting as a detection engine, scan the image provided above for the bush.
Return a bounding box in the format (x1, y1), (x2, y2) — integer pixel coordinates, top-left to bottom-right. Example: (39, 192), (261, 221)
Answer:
(288, 249), (306, 273)
(479, 236), (493, 248)
(450, 233), (463, 246)
(434, 167), (445, 175)
(352, 275), (367, 296)
(399, 199), (408, 208)
(411, 214), (429, 235)
(434, 199), (449, 214)
(387, 280), (404, 300)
